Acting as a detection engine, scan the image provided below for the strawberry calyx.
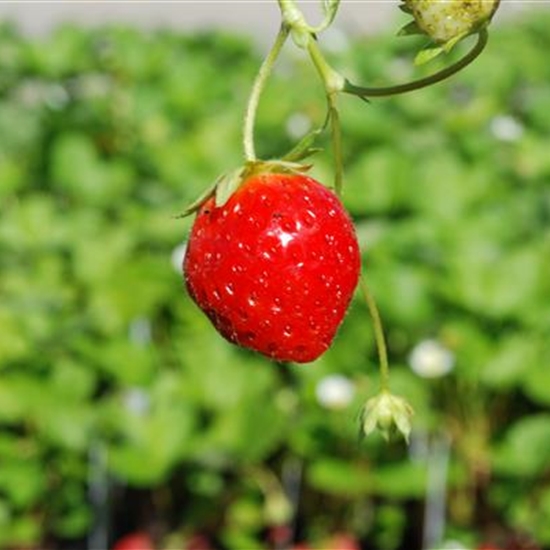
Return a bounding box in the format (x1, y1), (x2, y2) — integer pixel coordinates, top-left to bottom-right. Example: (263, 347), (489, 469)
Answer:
(175, 159), (314, 218)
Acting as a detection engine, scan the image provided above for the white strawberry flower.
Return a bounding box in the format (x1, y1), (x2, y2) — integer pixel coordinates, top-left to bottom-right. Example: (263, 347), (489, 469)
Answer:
(316, 374), (355, 410)
(124, 388), (150, 416)
(409, 339), (455, 379)
(490, 115), (524, 143)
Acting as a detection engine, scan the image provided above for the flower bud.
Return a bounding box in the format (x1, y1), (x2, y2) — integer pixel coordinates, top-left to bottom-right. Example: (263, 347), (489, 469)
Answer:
(360, 391), (414, 443)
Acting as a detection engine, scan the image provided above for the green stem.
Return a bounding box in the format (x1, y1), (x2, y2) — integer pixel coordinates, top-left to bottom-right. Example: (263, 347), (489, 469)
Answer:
(360, 276), (390, 392)
(306, 36), (345, 95)
(328, 101), (343, 196)
(243, 24), (290, 162)
(277, 0), (342, 36)
(277, 0), (305, 32)
(343, 28), (488, 99)
(306, 37), (346, 194)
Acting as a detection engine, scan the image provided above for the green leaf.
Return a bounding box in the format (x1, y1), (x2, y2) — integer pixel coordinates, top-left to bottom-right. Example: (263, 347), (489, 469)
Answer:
(493, 414), (550, 477)
(0, 460), (46, 508)
(308, 458), (371, 496)
(53, 505), (92, 538)
(372, 462), (427, 499)
(522, 344), (550, 405)
(480, 336), (537, 390)
(0, 515), (41, 546)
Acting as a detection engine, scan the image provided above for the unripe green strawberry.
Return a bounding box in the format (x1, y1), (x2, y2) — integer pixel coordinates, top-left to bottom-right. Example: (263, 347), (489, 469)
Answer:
(404, 0), (500, 44)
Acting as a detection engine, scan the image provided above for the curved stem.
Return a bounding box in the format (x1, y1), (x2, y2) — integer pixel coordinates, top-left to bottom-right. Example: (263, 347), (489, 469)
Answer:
(243, 24), (290, 162)
(343, 29), (488, 99)
(310, 0), (342, 34)
(360, 276), (390, 392)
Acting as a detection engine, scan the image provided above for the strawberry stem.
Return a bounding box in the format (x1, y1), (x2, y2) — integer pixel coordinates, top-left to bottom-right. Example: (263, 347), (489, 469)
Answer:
(360, 276), (390, 392)
(343, 28), (488, 99)
(328, 101), (343, 196)
(243, 23), (290, 162)
(305, 36), (346, 195)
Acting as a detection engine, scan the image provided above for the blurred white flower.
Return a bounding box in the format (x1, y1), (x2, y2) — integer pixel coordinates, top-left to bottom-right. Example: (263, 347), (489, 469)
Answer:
(490, 115), (524, 142)
(124, 388), (150, 416)
(45, 84), (70, 110)
(128, 317), (152, 346)
(171, 242), (187, 274)
(316, 374), (355, 410)
(285, 112), (312, 140)
(409, 339), (455, 379)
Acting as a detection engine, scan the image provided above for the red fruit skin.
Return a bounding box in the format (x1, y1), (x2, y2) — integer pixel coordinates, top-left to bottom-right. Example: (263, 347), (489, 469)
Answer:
(321, 533), (361, 550)
(112, 532), (155, 550)
(183, 173), (361, 363)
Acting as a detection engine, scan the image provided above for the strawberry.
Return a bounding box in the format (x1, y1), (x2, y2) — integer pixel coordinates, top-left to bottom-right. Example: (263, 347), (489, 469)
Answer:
(183, 172), (360, 363)
(112, 532), (155, 550)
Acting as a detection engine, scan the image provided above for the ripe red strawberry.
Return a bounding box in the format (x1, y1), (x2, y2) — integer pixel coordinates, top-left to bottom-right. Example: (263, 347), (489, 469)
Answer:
(112, 532), (155, 550)
(183, 172), (360, 363)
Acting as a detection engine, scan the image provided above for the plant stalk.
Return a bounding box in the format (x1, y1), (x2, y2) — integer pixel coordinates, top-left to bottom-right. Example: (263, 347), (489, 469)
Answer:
(343, 29), (488, 98)
(360, 276), (390, 392)
(243, 24), (290, 162)
(305, 36), (346, 194)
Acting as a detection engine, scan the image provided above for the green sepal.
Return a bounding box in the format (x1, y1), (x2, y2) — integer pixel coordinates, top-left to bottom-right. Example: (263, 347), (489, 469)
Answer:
(414, 45), (444, 66)
(360, 391), (414, 444)
(442, 32), (468, 53)
(397, 20), (424, 37)
(281, 126), (324, 163)
(174, 156), (316, 219)
(261, 159), (313, 174)
(174, 166), (246, 218)
(398, 2), (412, 14)
(414, 29), (471, 66)
(174, 180), (218, 218)
(214, 167), (246, 208)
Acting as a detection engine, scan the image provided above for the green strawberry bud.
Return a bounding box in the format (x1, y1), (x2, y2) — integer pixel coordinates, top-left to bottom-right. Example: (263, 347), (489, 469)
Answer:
(403, 0), (500, 45)
(361, 391), (414, 443)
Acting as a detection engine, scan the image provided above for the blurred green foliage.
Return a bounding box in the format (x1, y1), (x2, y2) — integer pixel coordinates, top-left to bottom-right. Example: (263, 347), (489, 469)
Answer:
(1, 10), (550, 549)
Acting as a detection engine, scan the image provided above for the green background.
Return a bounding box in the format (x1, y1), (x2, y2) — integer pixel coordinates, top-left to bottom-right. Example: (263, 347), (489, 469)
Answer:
(0, 10), (549, 549)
